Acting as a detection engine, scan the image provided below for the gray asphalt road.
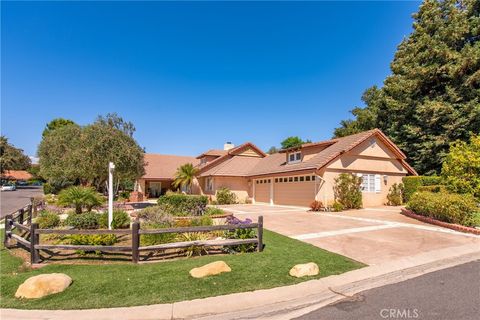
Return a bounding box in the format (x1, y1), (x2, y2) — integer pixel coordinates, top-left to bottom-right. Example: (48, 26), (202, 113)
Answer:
(0, 186), (43, 218)
(295, 260), (480, 320)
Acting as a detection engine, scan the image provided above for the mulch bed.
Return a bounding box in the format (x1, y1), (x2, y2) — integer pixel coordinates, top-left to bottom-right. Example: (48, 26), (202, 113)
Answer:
(401, 208), (480, 235)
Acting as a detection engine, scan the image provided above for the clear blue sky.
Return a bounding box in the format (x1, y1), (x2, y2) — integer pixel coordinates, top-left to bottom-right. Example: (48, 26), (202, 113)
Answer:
(1, 1), (420, 157)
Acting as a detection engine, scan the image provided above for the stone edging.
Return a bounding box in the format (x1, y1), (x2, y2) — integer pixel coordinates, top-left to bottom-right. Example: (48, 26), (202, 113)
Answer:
(401, 208), (480, 235)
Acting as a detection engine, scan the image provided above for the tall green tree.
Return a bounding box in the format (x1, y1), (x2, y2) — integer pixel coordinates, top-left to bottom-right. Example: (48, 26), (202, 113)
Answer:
(42, 118), (76, 137)
(38, 116), (145, 191)
(280, 136), (311, 149)
(95, 113), (135, 137)
(0, 136), (31, 174)
(172, 163), (198, 194)
(334, 0), (480, 174)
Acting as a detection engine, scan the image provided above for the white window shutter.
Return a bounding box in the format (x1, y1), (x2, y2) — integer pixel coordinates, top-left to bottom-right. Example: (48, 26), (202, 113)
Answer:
(375, 174), (381, 193)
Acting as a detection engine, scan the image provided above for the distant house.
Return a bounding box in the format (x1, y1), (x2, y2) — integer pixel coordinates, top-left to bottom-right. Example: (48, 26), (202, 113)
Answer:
(1, 170), (33, 181)
(136, 129), (417, 207)
(136, 154), (199, 198)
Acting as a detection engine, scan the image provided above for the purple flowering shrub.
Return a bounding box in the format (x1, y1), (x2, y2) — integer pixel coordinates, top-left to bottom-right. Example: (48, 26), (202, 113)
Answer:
(224, 215), (257, 253)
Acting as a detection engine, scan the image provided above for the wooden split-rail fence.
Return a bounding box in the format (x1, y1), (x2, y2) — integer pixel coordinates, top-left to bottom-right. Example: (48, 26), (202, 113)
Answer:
(3, 200), (264, 264)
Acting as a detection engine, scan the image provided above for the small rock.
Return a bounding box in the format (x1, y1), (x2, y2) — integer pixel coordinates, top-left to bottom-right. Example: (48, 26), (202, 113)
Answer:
(15, 273), (72, 299)
(190, 261), (231, 278)
(289, 262), (319, 278)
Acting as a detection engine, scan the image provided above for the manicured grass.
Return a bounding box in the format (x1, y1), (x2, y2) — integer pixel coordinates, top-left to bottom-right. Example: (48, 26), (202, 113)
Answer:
(0, 229), (364, 309)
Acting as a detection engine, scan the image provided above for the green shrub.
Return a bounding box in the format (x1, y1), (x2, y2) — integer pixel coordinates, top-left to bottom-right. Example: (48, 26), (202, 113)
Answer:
(332, 202), (344, 212)
(157, 193), (208, 216)
(215, 187), (237, 205)
(137, 205), (175, 225)
(333, 173), (362, 209)
(441, 135), (480, 200)
(402, 176), (443, 202)
(64, 212), (99, 229)
(406, 191), (480, 227)
(177, 232), (210, 257)
(58, 186), (104, 214)
(417, 185), (446, 193)
(204, 207), (226, 216)
(98, 210), (130, 229)
(36, 211), (60, 229)
(43, 183), (54, 195)
(140, 223), (176, 246)
(190, 215), (213, 227)
(224, 228), (257, 253)
(386, 183), (404, 206)
(67, 234), (118, 246)
(44, 194), (58, 205)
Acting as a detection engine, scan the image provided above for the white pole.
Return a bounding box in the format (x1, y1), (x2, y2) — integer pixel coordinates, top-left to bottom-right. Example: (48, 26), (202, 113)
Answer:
(108, 162), (115, 230)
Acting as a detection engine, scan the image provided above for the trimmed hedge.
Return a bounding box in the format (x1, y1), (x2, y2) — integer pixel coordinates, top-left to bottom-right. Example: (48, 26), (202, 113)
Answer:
(406, 191), (480, 227)
(402, 176), (443, 202)
(157, 193), (208, 216)
(64, 212), (99, 229)
(98, 210), (131, 229)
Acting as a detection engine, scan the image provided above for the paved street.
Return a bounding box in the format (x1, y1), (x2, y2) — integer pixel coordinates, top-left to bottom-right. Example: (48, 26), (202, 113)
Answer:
(0, 186), (43, 218)
(295, 260), (480, 320)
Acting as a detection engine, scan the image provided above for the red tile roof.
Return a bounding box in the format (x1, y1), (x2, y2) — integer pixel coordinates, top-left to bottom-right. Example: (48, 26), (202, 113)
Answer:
(142, 154), (200, 180)
(195, 149), (228, 159)
(199, 156), (263, 177)
(1, 170), (33, 180)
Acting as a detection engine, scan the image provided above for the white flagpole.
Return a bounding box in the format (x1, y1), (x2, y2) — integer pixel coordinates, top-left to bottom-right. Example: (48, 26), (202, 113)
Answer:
(108, 162), (115, 230)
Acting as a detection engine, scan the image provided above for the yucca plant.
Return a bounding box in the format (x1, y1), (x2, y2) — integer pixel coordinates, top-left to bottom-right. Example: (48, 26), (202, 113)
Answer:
(172, 163), (199, 194)
(58, 186), (104, 214)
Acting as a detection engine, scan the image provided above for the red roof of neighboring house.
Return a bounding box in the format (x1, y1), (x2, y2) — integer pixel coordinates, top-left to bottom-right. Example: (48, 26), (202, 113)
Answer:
(2, 170), (33, 180)
(142, 154), (200, 180)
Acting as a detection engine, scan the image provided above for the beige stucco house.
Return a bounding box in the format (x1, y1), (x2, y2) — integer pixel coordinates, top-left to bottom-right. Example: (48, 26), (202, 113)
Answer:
(136, 129), (417, 207)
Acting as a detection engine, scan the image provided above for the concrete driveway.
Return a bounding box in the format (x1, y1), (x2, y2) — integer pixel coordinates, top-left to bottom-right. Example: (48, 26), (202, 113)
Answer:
(217, 204), (480, 265)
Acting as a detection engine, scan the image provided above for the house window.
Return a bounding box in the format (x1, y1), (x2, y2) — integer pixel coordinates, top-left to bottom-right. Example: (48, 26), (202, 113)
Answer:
(288, 177), (293, 182)
(294, 177), (299, 182)
(200, 158), (207, 165)
(288, 152), (302, 164)
(300, 176), (304, 182)
(306, 176), (311, 181)
(361, 174), (381, 193)
(275, 178), (278, 183)
(205, 177), (213, 192)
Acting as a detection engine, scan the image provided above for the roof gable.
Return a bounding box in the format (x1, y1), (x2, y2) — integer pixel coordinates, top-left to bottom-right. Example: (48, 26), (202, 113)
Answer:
(143, 154), (199, 179)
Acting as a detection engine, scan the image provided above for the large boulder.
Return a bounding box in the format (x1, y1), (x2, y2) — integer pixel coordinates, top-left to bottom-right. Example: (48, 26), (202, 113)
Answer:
(15, 273), (72, 299)
(190, 261), (231, 278)
(289, 262), (319, 278)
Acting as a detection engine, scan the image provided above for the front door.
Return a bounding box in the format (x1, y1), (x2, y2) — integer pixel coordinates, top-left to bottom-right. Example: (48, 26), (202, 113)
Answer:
(149, 182), (162, 198)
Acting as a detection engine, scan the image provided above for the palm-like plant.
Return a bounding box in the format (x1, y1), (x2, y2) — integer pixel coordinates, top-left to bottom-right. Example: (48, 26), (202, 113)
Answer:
(57, 186), (104, 213)
(172, 163), (198, 194)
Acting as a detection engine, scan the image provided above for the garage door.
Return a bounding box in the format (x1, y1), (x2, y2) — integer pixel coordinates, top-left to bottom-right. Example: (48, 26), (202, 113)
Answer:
(273, 175), (316, 207)
(254, 178), (271, 203)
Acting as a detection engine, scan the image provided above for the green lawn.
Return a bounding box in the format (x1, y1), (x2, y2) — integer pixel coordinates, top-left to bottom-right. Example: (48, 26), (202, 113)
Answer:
(0, 229), (364, 310)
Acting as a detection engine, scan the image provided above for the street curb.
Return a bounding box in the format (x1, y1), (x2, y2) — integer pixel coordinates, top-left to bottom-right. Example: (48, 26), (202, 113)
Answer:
(2, 243), (479, 320)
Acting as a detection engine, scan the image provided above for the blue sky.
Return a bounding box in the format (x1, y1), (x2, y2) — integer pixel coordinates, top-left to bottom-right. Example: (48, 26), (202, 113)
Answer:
(1, 1), (420, 157)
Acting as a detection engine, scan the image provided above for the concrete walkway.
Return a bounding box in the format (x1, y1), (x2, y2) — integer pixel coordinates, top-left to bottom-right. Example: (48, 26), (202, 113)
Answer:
(3, 243), (479, 320)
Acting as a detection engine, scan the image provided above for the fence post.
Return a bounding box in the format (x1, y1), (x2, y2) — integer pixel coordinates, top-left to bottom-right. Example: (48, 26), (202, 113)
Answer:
(30, 223), (40, 264)
(27, 205), (33, 225)
(4, 214), (12, 248)
(18, 209), (24, 225)
(131, 222), (140, 263)
(257, 215), (263, 252)
(30, 197), (37, 218)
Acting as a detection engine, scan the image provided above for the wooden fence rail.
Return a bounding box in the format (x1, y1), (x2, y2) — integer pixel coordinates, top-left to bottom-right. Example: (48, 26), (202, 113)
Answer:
(4, 203), (264, 264)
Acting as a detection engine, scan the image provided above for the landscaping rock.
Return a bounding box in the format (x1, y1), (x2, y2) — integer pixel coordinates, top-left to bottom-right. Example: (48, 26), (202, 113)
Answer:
(189, 261), (231, 278)
(289, 262), (319, 278)
(15, 273), (72, 299)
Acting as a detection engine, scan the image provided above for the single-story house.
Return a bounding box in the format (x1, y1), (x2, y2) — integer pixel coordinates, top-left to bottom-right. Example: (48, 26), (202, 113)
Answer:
(136, 154), (199, 198)
(136, 129), (417, 207)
